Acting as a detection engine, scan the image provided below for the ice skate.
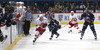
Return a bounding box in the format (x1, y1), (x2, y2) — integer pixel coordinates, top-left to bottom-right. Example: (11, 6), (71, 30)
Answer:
(49, 37), (52, 40)
(78, 30), (82, 33)
(68, 30), (72, 33)
(33, 38), (37, 45)
(56, 34), (59, 38)
(94, 37), (97, 41)
(80, 36), (83, 40)
(0, 35), (8, 44)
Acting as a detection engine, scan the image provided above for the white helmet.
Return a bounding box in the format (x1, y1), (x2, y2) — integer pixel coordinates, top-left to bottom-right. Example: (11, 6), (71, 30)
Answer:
(39, 14), (43, 18)
(16, 2), (20, 4)
(19, 2), (24, 4)
(23, 6), (26, 9)
(71, 11), (74, 13)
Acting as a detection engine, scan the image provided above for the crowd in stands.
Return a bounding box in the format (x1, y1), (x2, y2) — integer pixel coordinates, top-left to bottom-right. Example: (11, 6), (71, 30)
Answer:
(29, 1), (100, 13)
(7, 1), (100, 13)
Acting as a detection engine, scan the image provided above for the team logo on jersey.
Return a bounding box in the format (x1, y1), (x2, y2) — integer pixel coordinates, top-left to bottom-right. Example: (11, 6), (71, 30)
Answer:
(58, 15), (63, 21)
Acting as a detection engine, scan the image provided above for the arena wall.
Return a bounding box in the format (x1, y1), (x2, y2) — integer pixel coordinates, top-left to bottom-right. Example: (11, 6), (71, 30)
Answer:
(0, 12), (100, 50)
(32, 12), (100, 24)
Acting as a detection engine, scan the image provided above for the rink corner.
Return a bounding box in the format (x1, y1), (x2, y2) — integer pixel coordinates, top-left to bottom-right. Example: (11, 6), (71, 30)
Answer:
(5, 24), (36, 50)
(5, 33), (24, 50)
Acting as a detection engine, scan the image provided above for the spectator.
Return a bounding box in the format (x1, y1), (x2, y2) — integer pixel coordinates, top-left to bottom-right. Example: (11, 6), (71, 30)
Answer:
(76, 5), (80, 9)
(95, 1), (99, 10)
(53, 4), (59, 12)
(86, 1), (89, 8)
(59, 5), (64, 12)
(61, 1), (65, 6)
(70, 4), (75, 12)
(36, 8), (41, 13)
(66, 2), (71, 9)
(56, 2), (60, 8)
(64, 7), (69, 12)
(44, 3), (49, 12)
(90, 5), (94, 10)
(79, 3), (86, 9)
(32, 7), (36, 13)
(75, 1), (78, 9)
(96, 5), (99, 10)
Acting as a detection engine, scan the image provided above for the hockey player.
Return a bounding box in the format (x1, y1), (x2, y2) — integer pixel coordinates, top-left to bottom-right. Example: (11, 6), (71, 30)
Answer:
(0, 29), (7, 42)
(49, 17), (61, 40)
(68, 11), (81, 33)
(0, 2), (11, 42)
(15, 2), (25, 20)
(16, 2), (20, 15)
(0, 3), (8, 41)
(80, 8), (97, 40)
(19, 2), (25, 14)
(17, 2), (26, 34)
(33, 14), (47, 43)
(45, 7), (55, 32)
(17, 2), (25, 20)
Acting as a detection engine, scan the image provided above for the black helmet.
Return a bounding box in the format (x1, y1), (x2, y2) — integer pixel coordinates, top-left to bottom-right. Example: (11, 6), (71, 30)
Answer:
(8, 6), (14, 13)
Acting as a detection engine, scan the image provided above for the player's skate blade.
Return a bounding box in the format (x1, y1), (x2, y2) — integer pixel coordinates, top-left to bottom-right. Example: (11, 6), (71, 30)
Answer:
(94, 37), (97, 41)
(1, 35), (8, 44)
(68, 30), (72, 33)
(56, 34), (60, 38)
(80, 37), (83, 40)
(33, 39), (36, 42)
(33, 40), (36, 45)
(49, 38), (52, 40)
(78, 30), (82, 33)
(0, 37), (4, 42)
(33, 38), (37, 45)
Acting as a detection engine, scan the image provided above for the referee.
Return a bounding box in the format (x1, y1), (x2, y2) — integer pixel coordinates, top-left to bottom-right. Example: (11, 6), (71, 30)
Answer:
(22, 6), (33, 36)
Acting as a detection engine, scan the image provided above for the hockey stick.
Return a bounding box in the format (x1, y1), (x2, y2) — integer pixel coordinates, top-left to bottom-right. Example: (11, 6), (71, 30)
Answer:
(19, 14), (23, 20)
(0, 24), (5, 28)
(13, 14), (24, 21)
(61, 24), (69, 28)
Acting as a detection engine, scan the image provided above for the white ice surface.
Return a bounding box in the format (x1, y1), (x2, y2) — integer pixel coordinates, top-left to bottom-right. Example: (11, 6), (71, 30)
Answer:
(12, 24), (100, 50)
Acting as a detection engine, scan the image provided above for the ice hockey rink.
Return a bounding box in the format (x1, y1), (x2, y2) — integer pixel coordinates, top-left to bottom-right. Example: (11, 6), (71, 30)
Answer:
(12, 24), (100, 50)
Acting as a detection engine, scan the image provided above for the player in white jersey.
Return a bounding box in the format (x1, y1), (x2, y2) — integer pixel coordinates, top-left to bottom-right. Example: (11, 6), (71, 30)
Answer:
(33, 14), (48, 44)
(68, 11), (81, 33)
(19, 2), (26, 15)
(15, 2), (25, 20)
(16, 2), (20, 14)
